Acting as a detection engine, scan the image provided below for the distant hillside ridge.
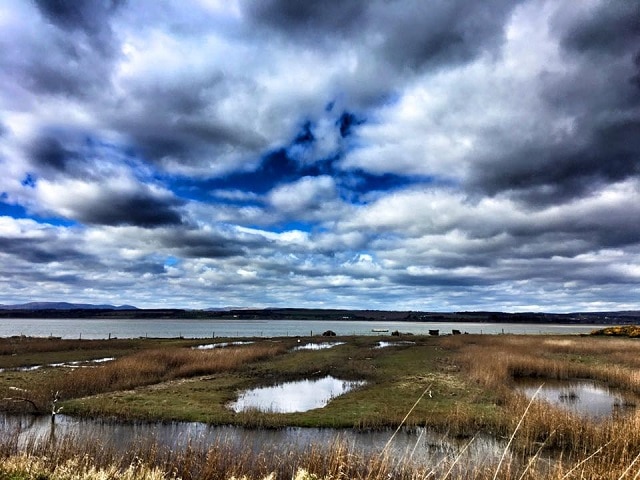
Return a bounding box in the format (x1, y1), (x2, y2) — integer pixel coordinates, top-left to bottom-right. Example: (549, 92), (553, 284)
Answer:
(0, 304), (639, 324)
(0, 302), (138, 311)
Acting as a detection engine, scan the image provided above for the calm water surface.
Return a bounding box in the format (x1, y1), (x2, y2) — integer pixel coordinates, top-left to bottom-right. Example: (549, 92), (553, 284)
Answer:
(0, 413), (505, 468)
(194, 341), (254, 349)
(292, 341), (346, 351)
(376, 341), (417, 348)
(517, 378), (639, 419)
(230, 376), (366, 413)
(0, 318), (607, 339)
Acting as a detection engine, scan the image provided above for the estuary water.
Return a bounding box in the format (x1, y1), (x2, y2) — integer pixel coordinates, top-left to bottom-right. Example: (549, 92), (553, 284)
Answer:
(0, 318), (606, 339)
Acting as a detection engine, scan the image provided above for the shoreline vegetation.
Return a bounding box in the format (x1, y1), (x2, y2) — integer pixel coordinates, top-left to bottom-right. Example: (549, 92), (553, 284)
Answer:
(590, 325), (640, 337)
(1, 331), (640, 478)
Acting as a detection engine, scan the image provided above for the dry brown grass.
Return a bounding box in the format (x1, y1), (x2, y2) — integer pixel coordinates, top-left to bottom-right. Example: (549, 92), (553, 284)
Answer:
(0, 336), (138, 356)
(444, 334), (640, 392)
(0, 428), (422, 480)
(440, 334), (640, 459)
(2, 425), (640, 479)
(1, 343), (286, 413)
(3, 334), (640, 478)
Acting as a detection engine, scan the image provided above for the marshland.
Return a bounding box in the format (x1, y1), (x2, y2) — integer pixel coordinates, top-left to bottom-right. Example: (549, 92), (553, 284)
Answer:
(1, 330), (640, 478)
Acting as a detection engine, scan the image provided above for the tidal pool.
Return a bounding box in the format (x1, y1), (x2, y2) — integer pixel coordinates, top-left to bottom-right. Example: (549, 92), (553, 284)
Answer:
(292, 342), (345, 351)
(230, 376), (365, 413)
(516, 378), (638, 419)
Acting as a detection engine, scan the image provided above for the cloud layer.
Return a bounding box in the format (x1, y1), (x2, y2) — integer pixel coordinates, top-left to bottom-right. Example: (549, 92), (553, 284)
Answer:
(0, 0), (638, 311)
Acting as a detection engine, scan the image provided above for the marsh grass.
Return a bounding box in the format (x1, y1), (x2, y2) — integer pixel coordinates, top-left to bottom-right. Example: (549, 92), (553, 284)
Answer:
(0, 336), (134, 356)
(3, 334), (640, 478)
(2, 412), (640, 479)
(0, 337), (211, 370)
(0, 428), (423, 480)
(442, 334), (640, 459)
(1, 343), (286, 413)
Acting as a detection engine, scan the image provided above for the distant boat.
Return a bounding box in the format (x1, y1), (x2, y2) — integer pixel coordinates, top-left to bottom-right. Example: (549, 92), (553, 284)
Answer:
(371, 328), (389, 332)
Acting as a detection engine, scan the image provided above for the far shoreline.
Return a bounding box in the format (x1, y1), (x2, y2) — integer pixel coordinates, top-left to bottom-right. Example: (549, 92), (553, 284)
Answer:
(1, 306), (639, 325)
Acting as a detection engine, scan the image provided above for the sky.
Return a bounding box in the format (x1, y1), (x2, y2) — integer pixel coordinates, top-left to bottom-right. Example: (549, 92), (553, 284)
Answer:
(0, 0), (639, 312)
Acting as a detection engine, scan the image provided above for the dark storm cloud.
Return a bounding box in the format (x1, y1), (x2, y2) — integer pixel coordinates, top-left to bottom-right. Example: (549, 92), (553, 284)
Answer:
(538, 210), (640, 250)
(33, 0), (123, 56)
(120, 116), (267, 171)
(390, 244), (640, 291)
(21, 55), (106, 98)
(392, 271), (488, 288)
(107, 74), (270, 174)
(473, 123), (640, 206)
(159, 230), (249, 259)
(0, 0), (124, 99)
(71, 192), (184, 228)
(28, 135), (76, 173)
(0, 236), (95, 265)
(243, 0), (521, 71)
(2, 268), (83, 287)
(123, 261), (166, 275)
(19, 128), (187, 228)
(556, 1), (640, 117)
(490, 255), (640, 287)
(372, 0), (522, 71)
(468, 2), (640, 207)
(242, 0), (367, 36)
(558, 1), (640, 56)
(25, 129), (133, 179)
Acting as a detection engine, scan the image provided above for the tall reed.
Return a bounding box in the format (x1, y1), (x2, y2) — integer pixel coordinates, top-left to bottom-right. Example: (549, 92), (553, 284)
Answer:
(2, 421), (640, 479)
(443, 334), (640, 457)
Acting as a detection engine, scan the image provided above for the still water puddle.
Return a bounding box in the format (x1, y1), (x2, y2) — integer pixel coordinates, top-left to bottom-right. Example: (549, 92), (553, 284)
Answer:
(292, 342), (345, 351)
(193, 341), (254, 350)
(375, 341), (416, 348)
(0, 357), (115, 373)
(516, 378), (638, 419)
(230, 376), (365, 413)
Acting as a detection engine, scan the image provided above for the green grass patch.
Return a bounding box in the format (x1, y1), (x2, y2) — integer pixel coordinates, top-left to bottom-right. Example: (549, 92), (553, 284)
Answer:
(62, 336), (499, 431)
(5, 333), (640, 444)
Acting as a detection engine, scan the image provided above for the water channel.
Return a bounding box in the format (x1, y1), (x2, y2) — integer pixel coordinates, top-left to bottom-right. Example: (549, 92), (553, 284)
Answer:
(0, 413), (505, 469)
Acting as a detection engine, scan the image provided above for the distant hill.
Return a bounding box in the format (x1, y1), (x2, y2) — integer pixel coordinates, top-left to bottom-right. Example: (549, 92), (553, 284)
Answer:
(0, 302), (137, 311)
(0, 304), (638, 324)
